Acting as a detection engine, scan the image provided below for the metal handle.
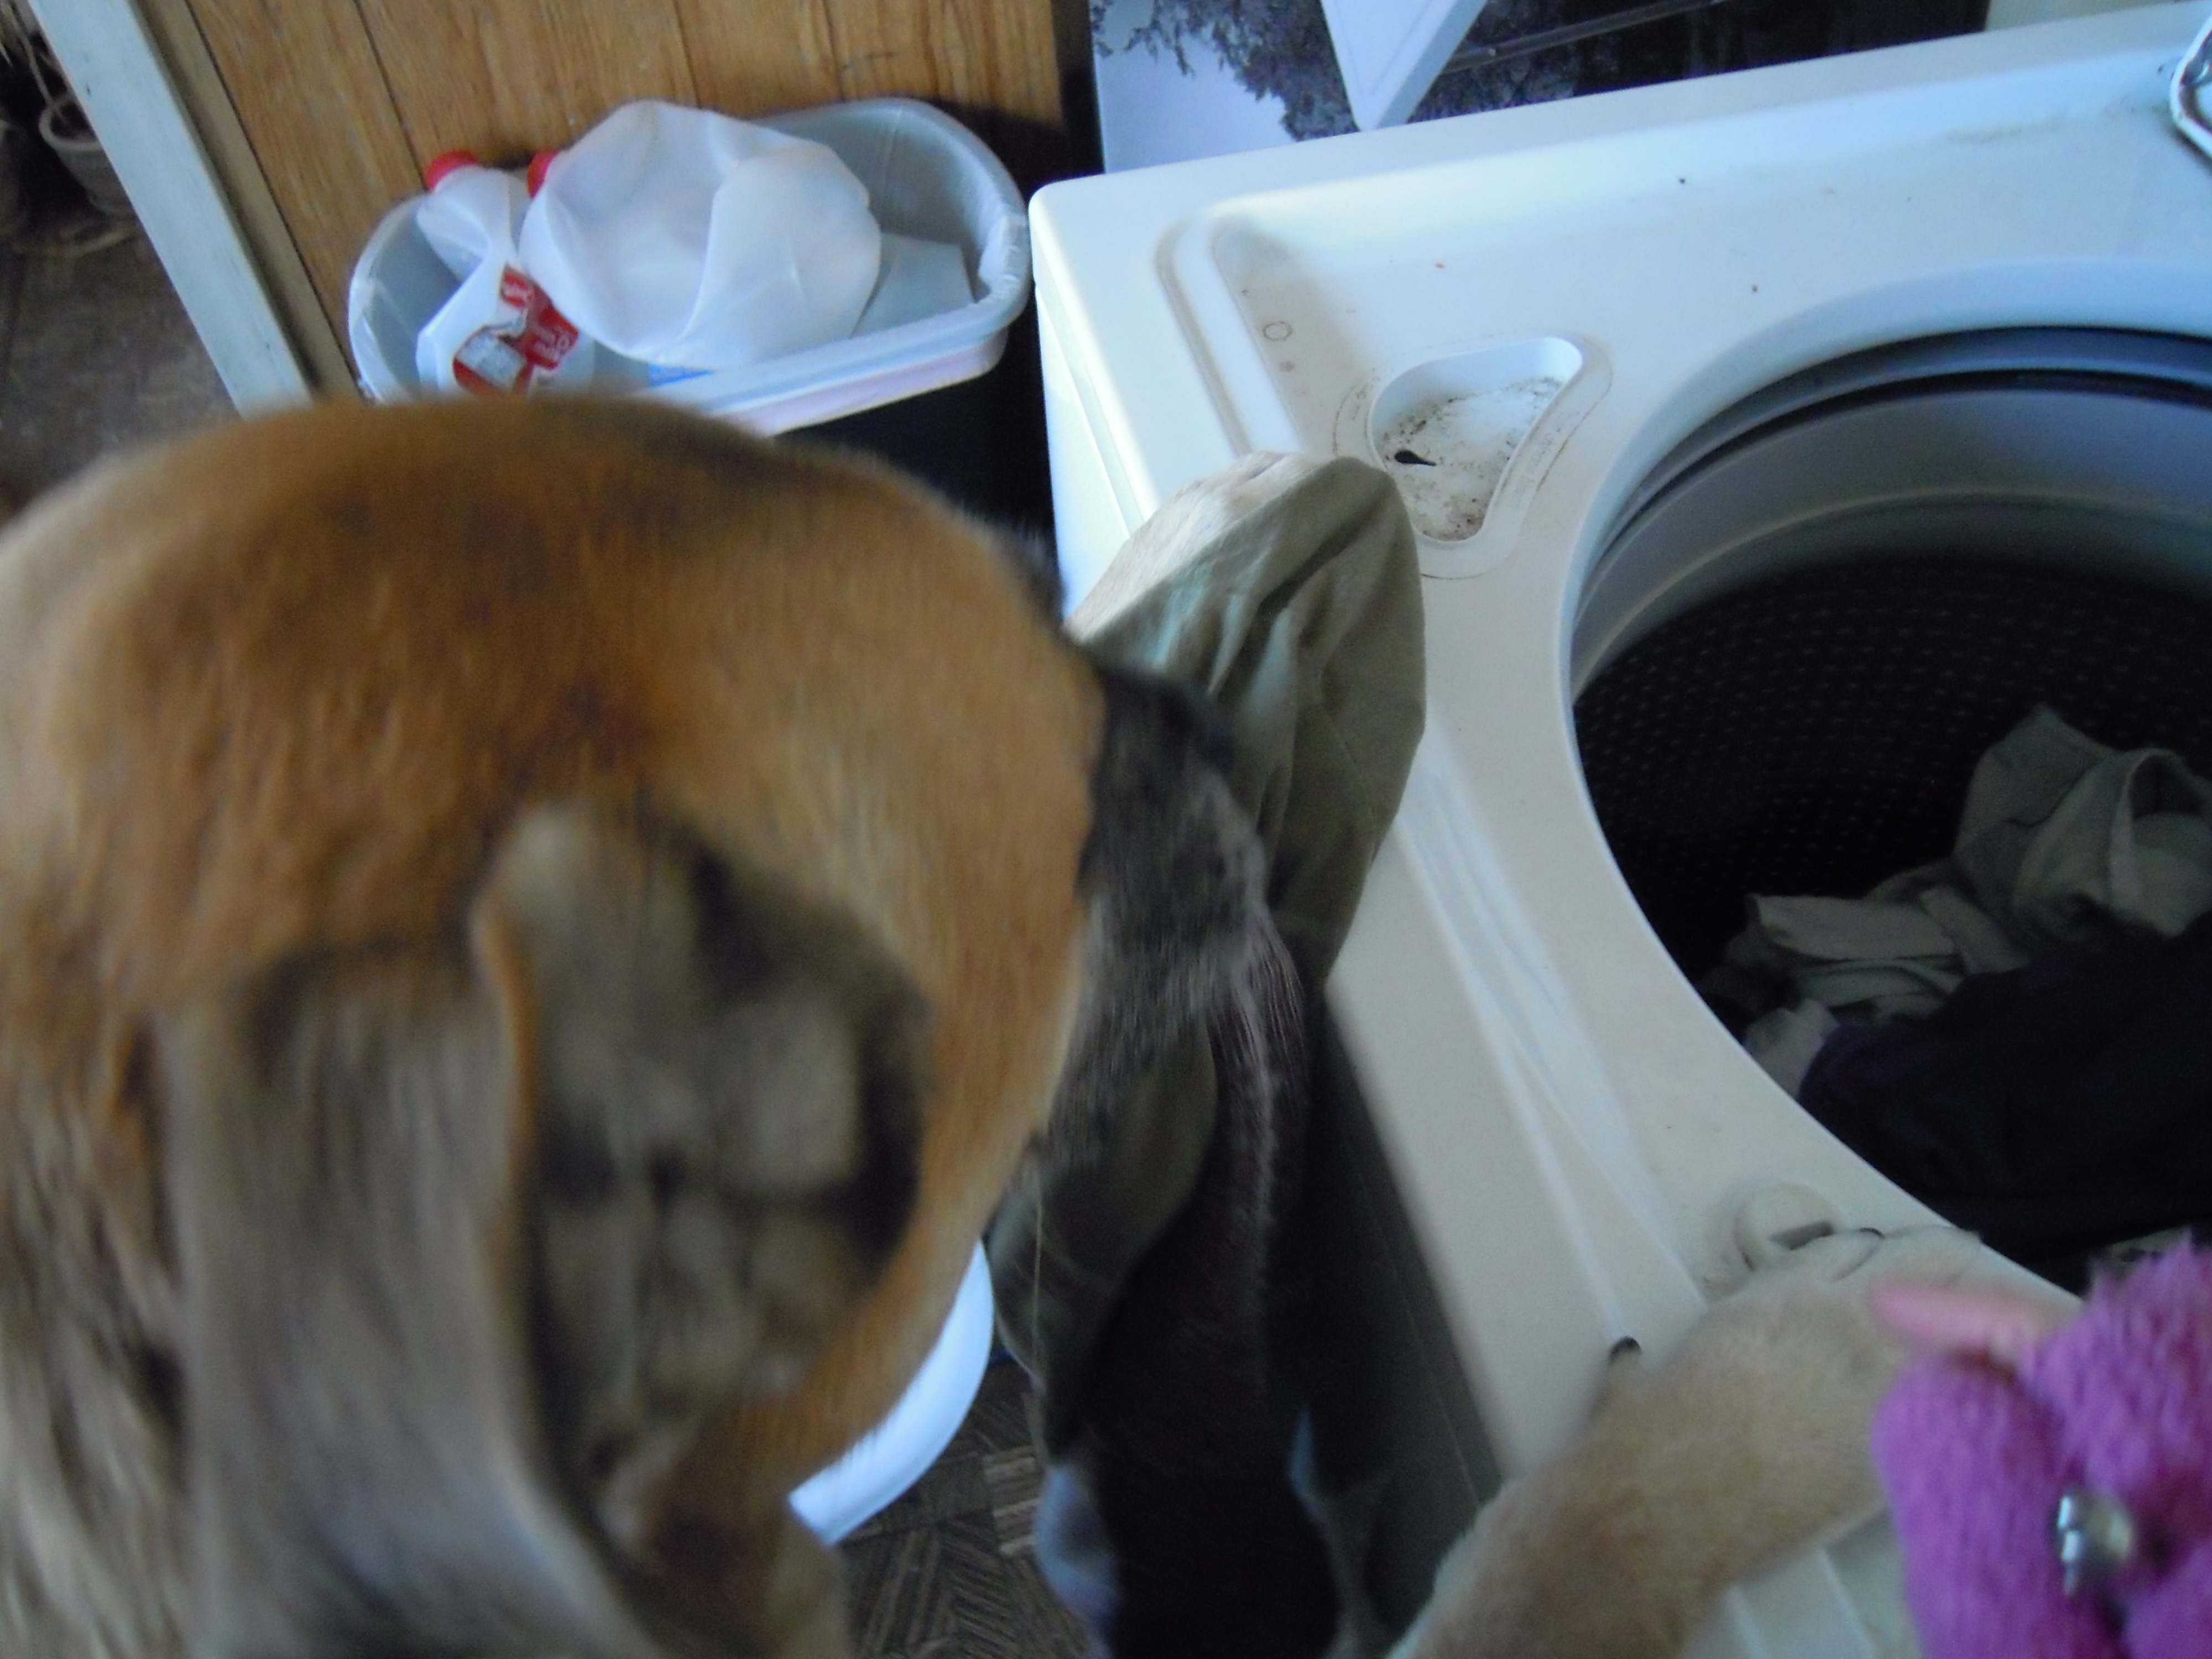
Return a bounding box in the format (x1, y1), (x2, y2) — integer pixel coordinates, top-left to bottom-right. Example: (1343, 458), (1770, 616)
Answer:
(1439, 0), (1745, 80)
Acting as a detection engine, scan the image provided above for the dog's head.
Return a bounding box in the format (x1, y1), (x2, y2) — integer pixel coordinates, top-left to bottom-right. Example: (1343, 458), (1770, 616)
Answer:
(0, 401), (1258, 1657)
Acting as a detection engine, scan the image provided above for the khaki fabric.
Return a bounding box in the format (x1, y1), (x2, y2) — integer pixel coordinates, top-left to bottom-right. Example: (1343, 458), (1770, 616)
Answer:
(992, 453), (1425, 1430)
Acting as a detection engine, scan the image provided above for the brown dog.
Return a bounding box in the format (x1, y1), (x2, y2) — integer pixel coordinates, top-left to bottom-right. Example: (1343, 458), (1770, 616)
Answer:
(0, 401), (1260, 1658)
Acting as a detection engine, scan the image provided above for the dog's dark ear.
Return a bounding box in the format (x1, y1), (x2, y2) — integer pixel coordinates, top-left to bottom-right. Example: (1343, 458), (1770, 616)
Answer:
(483, 803), (926, 1539)
(159, 932), (664, 1659)
(159, 802), (925, 1658)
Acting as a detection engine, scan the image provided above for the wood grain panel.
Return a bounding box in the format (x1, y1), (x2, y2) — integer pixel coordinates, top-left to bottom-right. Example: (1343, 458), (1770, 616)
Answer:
(825, 0), (1061, 124)
(188, 0), (420, 353)
(134, 0), (356, 390)
(356, 0), (698, 164)
(675, 0), (842, 116)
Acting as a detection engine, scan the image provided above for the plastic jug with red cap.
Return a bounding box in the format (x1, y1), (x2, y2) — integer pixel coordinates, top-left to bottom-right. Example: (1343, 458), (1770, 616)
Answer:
(517, 101), (886, 374)
(412, 149), (594, 397)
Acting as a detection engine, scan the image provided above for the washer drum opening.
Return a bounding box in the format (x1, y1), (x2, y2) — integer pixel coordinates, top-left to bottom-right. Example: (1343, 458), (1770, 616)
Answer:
(1573, 331), (2212, 981)
(1570, 331), (2212, 1278)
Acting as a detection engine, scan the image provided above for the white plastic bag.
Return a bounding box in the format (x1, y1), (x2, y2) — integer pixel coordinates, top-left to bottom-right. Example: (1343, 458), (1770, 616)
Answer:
(520, 101), (883, 372)
(415, 155), (528, 280)
(854, 233), (972, 335)
(412, 152), (594, 397)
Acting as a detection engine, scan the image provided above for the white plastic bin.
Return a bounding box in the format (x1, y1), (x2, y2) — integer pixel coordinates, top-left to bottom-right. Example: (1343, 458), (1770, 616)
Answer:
(789, 1244), (996, 1542)
(348, 100), (1029, 432)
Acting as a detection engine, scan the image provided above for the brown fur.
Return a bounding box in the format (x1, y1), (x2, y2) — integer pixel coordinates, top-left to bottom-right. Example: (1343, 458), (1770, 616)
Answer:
(0, 400), (1113, 1656)
(1392, 1228), (1987, 1659)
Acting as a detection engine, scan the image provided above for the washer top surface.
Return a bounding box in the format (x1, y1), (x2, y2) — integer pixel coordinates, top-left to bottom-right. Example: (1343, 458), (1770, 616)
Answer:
(1040, 4), (2212, 583)
(1036, 11), (2212, 1653)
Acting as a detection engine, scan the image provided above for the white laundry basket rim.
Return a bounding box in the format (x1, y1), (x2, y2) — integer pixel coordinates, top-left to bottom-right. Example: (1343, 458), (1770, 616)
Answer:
(788, 1242), (996, 1543)
(347, 98), (1030, 432)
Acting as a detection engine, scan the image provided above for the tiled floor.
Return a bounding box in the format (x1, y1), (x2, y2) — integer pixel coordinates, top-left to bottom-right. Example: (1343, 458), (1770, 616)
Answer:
(841, 1358), (1090, 1659)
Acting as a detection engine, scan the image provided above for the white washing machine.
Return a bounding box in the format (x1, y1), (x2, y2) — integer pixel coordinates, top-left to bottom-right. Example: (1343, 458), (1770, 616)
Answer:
(1036, 7), (2212, 1654)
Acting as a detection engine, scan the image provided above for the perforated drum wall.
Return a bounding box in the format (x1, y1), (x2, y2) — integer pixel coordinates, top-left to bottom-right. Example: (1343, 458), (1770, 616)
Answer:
(1577, 554), (2212, 978)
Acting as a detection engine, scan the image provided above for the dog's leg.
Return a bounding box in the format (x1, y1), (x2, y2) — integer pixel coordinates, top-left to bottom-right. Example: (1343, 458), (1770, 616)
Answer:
(1394, 1227), (1986, 1659)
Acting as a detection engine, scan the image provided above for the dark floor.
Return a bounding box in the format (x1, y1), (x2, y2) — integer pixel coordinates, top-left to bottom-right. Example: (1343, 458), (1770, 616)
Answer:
(0, 221), (232, 499)
(841, 1358), (1089, 1659)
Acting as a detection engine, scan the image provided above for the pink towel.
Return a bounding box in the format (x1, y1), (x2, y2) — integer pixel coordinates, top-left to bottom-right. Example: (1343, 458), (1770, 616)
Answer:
(1871, 1247), (2212, 1659)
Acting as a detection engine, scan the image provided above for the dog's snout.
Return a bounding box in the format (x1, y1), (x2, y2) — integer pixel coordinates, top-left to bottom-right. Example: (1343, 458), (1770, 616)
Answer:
(1095, 667), (1235, 779)
(1168, 683), (1236, 776)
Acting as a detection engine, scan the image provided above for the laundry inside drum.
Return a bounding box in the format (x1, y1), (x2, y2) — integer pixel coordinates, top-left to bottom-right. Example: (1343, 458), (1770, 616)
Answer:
(1578, 557), (2212, 983)
(1569, 330), (2212, 1286)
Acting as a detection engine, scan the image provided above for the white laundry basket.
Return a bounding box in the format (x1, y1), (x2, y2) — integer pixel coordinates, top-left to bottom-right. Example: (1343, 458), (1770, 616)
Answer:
(348, 100), (1029, 432)
(790, 1243), (997, 1543)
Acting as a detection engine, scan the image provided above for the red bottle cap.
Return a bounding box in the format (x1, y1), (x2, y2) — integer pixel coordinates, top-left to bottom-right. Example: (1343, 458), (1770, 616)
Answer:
(422, 149), (481, 190)
(526, 149), (559, 197)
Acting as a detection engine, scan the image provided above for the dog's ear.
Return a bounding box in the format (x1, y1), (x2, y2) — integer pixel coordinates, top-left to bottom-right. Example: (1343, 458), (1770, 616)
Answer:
(483, 803), (926, 1541)
(159, 926), (665, 1659)
(159, 802), (926, 1658)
